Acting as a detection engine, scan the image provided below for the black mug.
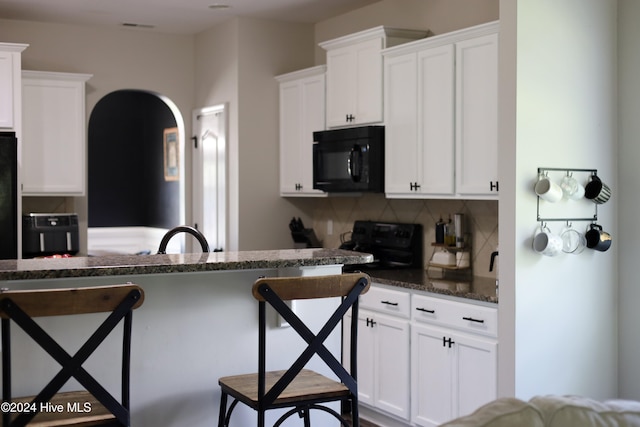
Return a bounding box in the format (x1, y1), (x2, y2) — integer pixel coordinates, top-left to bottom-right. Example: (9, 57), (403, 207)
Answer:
(585, 174), (611, 204)
(585, 223), (612, 252)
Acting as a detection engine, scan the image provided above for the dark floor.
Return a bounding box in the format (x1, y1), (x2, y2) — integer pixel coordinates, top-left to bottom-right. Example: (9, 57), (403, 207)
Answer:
(343, 413), (379, 427)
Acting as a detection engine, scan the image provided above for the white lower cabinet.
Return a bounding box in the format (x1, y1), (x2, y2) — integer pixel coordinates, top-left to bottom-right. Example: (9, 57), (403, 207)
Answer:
(411, 324), (497, 426)
(344, 285), (411, 420)
(411, 294), (497, 427)
(346, 284), (498, 426)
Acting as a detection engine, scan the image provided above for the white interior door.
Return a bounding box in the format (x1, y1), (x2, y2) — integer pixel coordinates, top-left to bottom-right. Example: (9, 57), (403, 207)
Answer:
(192, 105), (226, 252)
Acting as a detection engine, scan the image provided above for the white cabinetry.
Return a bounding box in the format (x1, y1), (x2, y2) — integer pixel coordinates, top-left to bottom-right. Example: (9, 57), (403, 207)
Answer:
(321, 27), (428, 129)
(344, 284), (411, 420)
(21, 71), (91, 196)
(276, 66), (327, 197)
(383, 21), (498, 199)
(411, 294), (497, 427)
(455, 33), (499, 196)
(0, 43), (28, 129)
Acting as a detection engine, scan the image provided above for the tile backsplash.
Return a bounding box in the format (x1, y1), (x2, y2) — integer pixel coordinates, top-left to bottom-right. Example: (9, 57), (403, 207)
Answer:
(309, 194), (498, 279)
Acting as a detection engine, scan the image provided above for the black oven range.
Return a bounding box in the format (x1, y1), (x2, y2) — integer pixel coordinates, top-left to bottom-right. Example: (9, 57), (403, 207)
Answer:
(340, 220), (423, 271)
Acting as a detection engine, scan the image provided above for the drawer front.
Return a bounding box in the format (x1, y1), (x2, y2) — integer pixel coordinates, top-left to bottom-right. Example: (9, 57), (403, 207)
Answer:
(412, 294), (497, 337)
(360, 284), (411, 318)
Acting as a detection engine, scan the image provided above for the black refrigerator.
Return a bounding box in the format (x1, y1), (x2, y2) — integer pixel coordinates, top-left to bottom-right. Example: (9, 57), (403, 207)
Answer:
(0, 131), (18, 260)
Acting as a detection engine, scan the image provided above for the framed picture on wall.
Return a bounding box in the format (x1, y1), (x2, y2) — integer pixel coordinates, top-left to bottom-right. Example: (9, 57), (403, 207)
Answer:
(164, 127), (179, 181)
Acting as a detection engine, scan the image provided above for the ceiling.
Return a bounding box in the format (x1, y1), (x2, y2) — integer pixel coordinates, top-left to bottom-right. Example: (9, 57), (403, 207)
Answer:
(0, 0), (380, 35)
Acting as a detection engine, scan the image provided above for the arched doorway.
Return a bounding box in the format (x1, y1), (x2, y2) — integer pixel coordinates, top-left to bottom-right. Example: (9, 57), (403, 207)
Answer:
(86, 90), (186, 255)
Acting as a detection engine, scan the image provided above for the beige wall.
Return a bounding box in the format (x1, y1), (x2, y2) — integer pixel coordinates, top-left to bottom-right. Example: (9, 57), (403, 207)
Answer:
(617, 0), (640, 400)
(194, 17), (316, 250)
(0, 18), (195, 253)
(314, 0), (499, 63)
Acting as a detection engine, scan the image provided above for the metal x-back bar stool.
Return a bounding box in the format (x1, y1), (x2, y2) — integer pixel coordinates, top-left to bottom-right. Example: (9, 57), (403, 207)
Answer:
(0, 284), (145, 427)
(217, 272), (370, 427)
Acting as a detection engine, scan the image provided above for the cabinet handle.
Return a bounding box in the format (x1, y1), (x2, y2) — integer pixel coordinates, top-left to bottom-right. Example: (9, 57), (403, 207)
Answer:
(463, 316), (485, 324)
(381, 300), (398, 306)
(366, 317), (377, 327)
(442, 337), (455, 348)
(409, 182), (421, 191)
(346, 114), (355, 122)
(490, 181), (499, 192)
(416, 307), (435, 314)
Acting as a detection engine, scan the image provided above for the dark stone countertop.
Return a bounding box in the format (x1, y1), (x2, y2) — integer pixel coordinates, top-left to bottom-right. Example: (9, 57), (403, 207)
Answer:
(0, 249), (374, 282)
(356, 268), (498, 304)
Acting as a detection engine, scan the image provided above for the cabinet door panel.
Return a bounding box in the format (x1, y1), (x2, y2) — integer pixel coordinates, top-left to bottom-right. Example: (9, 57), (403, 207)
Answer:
(419, 45), (455, 195)
(278, 70), (326, 196)
(455, 33), (498, 195)
(455, 333), (498, 418)
(22, 74), (88, 195)
(384, 53), (419, 195)
(412, 324), (454, 427)
(279, 81), (302, 194)
(0, 52), (14, 128)
(346, 313), (375, 405)
(326, 46), (355, 127)
(375, 314), (410, 419)
(354, 38), (383, 125)
(300, 75), (325, 192)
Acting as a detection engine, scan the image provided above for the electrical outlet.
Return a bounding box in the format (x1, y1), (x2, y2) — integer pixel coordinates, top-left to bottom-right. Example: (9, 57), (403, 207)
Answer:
(327, 220), (333, 236)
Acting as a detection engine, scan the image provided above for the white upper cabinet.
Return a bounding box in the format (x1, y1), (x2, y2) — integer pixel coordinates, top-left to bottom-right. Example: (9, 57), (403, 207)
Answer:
(276, 66), (327, 197)
(0, 43), (28, 129)
(455, 33), (499, 196)
(385, 44), (456, 197)
(383, 21), (499, 199)
(22, 71), (92, 196)
(321, 26), (429, 129)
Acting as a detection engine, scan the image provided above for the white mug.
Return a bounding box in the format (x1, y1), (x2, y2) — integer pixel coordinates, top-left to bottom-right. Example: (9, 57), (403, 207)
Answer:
(534, 174), (563, 202)
(533, 225), (563, 256)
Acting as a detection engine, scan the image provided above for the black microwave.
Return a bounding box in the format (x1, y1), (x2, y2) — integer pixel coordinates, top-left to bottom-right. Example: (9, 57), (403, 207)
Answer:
(312, 126), (384, 193)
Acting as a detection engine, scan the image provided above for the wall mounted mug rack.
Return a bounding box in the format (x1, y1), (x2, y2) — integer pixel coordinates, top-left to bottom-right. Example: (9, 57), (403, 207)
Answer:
(535, 167), (599, 223)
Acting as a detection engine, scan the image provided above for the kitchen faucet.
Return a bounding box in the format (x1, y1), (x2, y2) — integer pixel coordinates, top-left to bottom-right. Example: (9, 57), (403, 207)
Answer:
(157, 225), (210, 254)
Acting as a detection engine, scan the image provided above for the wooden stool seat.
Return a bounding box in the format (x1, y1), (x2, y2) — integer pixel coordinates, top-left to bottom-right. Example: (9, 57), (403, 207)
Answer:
(219, 369), (350, 409)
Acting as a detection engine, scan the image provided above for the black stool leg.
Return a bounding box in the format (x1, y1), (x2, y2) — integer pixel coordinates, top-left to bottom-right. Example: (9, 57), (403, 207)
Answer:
(218, 392), (228, 427)
(351, 396), (360, 427)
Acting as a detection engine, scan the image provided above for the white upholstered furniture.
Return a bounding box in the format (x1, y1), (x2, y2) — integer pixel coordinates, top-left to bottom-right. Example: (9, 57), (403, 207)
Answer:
(441, 395), (640, 427)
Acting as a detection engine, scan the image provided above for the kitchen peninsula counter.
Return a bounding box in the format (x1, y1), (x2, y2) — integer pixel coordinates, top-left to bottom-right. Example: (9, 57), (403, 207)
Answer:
(0, 248), (372, 427)
(0, 248), (373, 281)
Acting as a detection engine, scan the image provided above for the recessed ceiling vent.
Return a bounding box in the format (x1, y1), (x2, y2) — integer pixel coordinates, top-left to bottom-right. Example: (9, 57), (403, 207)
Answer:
(121, 22), (155, 29)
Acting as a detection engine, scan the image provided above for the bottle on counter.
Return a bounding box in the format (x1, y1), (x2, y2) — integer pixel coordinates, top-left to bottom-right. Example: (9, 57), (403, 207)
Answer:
(435, 215), (445, 244)
(444, 215), (456, 246)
